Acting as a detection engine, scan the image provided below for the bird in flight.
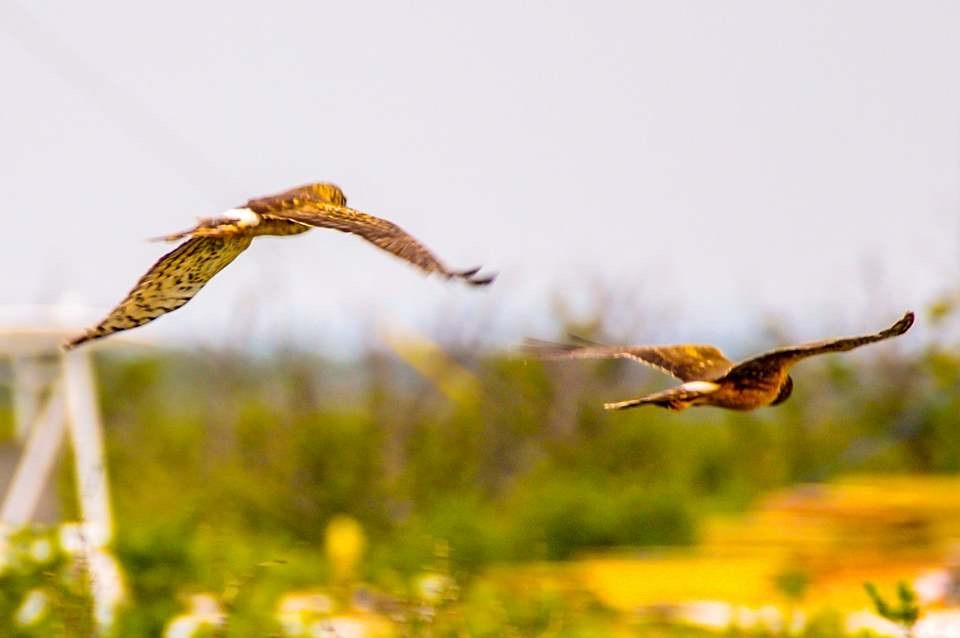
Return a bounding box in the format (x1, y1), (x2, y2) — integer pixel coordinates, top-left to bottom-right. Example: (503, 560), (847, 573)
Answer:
(525, 311), (914, 411)
(65, 183), (494, 349)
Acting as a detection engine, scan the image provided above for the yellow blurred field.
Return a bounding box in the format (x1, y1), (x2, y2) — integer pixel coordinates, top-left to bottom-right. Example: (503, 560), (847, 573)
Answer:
(566, 476), (960, 615)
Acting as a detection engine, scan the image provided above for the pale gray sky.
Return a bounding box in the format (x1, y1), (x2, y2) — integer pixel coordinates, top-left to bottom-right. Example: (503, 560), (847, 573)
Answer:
(1, 1), (956, 353)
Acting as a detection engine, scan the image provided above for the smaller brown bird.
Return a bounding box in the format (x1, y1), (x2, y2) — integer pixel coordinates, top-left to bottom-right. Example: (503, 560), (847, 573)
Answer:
(524, 311), (915, 411)
(65, 183), (495, 349)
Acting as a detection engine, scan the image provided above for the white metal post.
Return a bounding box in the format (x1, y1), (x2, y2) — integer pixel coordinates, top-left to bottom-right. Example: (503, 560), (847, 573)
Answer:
(62, 349), (113, 543)
(10, 356), (47, 440)
(0, 327), (129, 633)
(0, 380), (66, 524)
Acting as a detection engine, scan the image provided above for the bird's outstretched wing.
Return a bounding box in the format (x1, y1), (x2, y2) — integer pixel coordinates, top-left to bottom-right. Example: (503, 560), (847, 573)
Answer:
(64, 236), (252, 349)
(246, 182), (348, 208)
(523, 339), (734, 381)
(247, 186), (494, 286)
(727, 311), (915, 378)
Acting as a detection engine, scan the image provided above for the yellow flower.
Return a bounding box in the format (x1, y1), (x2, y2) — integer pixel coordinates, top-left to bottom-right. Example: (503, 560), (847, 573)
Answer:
(325, 516), (366, 582)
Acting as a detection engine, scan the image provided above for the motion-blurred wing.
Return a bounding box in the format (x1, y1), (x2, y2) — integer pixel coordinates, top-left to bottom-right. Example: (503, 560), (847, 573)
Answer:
(523, 339), (733, 381)
(249, 190), (494, 286)
(64, 236), (252, 349)
(727, 311), (915, 378)
(247, 182), (348, 209)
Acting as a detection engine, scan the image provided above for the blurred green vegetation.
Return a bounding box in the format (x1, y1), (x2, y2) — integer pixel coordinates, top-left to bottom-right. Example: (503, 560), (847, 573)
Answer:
(0, 527), (94, 636)
(1, 302), (958, 635)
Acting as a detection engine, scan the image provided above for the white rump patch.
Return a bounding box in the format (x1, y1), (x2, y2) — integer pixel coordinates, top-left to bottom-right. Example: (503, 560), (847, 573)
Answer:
(680, 381), (720, 393)
(220, 207), (260, 227)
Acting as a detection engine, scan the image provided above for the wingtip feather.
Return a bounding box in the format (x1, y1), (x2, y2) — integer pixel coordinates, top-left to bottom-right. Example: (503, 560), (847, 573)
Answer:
(520, 338), (579, 358)
(890, 310), (915, 336)
(453, 267), (496, 286)
(567, 333), (602, 346)
(61, 334), (88, 351)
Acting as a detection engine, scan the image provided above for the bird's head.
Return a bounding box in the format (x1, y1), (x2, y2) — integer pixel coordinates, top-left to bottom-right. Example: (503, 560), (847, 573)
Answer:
(771, 375), (794, 406)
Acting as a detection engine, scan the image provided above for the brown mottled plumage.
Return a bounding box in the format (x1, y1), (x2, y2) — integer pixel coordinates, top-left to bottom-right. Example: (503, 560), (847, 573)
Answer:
(524, 311), (915, 411)
(65, 183), (495, 349)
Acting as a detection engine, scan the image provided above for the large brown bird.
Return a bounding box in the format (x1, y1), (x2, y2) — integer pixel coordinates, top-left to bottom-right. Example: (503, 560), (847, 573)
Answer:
(525, 311), (914, 411)
(65, 183), (494, 349)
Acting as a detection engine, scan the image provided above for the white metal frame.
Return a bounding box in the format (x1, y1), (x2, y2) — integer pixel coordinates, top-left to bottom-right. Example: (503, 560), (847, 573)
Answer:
(0, 328), (126, 630)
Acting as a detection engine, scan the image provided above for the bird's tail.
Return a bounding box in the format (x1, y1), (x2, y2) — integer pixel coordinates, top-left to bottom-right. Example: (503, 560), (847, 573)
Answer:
(604, 397), (650, 410)
(149, 229), (193, 242)
(604, 382), (719, 411)
(604, 395), (683, 411)
(148, 217), (233, 242)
